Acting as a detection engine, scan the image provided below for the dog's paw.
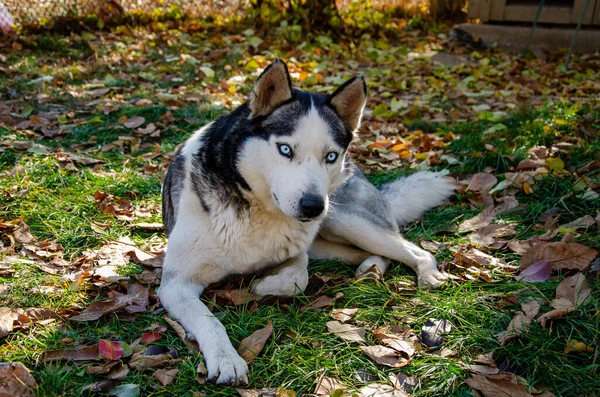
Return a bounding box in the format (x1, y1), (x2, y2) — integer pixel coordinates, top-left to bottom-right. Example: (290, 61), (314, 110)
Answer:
(207, 351), (248, 386)
(252, 275), (298, 297)
(418, 269), (449, 289)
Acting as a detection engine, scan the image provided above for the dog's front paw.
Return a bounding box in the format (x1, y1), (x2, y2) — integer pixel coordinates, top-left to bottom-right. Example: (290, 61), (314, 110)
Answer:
(207, 351), (248, 386)
(252, 275), (298, 297)
(418, 269), (448, 289)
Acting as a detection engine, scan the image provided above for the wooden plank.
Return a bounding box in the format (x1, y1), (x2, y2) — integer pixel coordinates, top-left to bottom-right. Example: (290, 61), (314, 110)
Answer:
(504, 5), (573, 24)
(468, 0), (492, 21)
(489, 0), (507, 21)
(571, 0), (596, 24)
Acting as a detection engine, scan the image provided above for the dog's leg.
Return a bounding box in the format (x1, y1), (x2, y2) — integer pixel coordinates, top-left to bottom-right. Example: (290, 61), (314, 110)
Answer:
(158, 274), (248, 385)
(320, 215), (448, 289)
(251, 252), (309, 297)
(309, 238), (390, 278)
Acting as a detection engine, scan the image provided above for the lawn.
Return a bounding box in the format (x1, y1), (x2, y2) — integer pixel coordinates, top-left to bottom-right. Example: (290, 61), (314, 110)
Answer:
(1, 10), (599, 397)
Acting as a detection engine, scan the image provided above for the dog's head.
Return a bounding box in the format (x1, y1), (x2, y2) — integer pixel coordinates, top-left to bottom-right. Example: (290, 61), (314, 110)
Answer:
(237, 59), (367, 222)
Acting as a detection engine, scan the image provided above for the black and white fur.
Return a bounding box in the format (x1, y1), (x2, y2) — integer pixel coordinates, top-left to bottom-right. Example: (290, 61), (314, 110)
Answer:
(159, 59), (456, 385)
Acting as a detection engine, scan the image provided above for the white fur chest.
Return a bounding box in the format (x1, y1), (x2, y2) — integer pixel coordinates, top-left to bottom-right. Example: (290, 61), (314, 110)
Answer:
(207, 196), (320, 272)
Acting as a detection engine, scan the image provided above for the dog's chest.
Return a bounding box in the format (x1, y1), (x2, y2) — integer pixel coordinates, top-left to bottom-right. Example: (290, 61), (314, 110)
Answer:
(210, 199), (318, 268)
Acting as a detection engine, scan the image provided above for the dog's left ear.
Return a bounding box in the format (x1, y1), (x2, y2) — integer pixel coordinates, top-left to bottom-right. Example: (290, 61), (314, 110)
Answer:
(327, 75), (367, 132)
(249, 59), (293, 117)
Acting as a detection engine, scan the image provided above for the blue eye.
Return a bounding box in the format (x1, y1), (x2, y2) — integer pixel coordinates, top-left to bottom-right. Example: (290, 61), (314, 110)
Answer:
(278, 144), (292, 158)
(326, 152), (338, 163)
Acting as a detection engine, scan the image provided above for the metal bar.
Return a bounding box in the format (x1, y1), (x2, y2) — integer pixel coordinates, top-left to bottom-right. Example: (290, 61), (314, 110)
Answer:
(565, 0), (593, 69)
(523, 0), (546, 57)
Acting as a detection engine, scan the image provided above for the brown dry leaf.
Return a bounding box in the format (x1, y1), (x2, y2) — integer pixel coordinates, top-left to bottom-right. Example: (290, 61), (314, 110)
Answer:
(467, 173), (498, 193)
(0, 307), (59, 338)
(326, 321), (365, 343)
(70, 283), (148, 322)
(43, 345), (100, 362)
(538, 273), (591, 327)
(330, 308), (359, 323)
(521, 298), (541, 320)
(196, 362), (208, 384)
(496, 196), (520, 213)
(314, 374), (346, 396)
(124, 116), (145, 129)
(299, 295), (334, 311)
(162, 315), (200, 351)
(373, 326), (420, 357)
(214, 289), (257, 306)
(458, 206), (497, 233)
(237, 320), (273, 363)
(0, 362), (38, 397)
(453, 248), (507, 269)
(13, 221), (36, 244)
(153, 368), (179, 386)
(359, 383), (409, 397)
(508, 240), (533, 255)
(520, 242), (597, 271)
(469, 223), (516, 248)
(496, 312), (531, 345)
(360, 345), (409, 368)
(559, 215), (596, 231)
(466, 372), (554, 397)
(131, 222), (163, 231)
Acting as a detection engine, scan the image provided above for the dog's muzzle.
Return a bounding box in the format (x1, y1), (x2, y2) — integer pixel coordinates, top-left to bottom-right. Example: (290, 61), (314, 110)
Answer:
(298, 194), (325, 220)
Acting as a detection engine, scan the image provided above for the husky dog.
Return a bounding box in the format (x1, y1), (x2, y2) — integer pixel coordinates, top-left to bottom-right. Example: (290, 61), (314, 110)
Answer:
(159, 59), (456, 385)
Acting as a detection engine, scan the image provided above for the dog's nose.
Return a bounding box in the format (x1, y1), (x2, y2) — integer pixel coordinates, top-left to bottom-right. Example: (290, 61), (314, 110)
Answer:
(299, 195), (325, 219)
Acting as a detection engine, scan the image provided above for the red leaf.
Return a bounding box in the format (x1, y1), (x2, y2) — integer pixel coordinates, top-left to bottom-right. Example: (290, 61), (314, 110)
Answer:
(141, 331), (163, 344)
(98, 340), (124, 360)
(515, 260), (552, 282)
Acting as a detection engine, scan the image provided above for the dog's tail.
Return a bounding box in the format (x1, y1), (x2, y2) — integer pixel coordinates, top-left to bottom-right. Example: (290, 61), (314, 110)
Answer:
(380, 171), (457, 226)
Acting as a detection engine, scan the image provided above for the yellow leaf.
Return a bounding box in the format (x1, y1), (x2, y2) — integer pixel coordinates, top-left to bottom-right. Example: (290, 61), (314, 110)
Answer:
(399, 150), (411, 159)
(565, 339), (594, 353)
(547, 157), (564, 172)
(227, 86), (236, 94)
(523, 182), (533, 195)
(391, 143), (407, 152)
(415, 153), (428, 161)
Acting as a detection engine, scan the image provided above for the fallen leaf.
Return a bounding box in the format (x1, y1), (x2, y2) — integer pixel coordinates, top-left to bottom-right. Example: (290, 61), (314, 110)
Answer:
(359, 383), (409, 397)
(0, 362), (38, 397)
(0, 307), (59, 338)
(373, 326), (420, 357)
(496, 312), (531, 345)
(467, 173), (498, 193)
(213, 289), (257, 306)
(360, 345), (410, 368)
(314, 374), (346, 396)
(70, 283), (148, 322)
(465, 372), (554, 397)
(496, 196), (520, 213)
(300, 295), (334, 311)
(564, 339), (595, 354)
(521, 298), (541, 319)
(153, 368), (179, 386)
(458, 206), (497, 233)
(515, 260), (551, 282)
(109, 383), (140, 397)
(124, 116), (145, 129)
(237, 320), (273, 363)
(330, 308), (358, 323)
(538, 273), (591, 327)
(326, 321), (366, 343)
(99, 340), (125, 360)
(44, 345), (100, 362)
(521, 242), (597, 272)
(550, 273), (591, 309)
(559, 215), (596, 231)
(196, 362), (207, 384)
(162, 315), (199, 351)
(421, 318), (452, 347)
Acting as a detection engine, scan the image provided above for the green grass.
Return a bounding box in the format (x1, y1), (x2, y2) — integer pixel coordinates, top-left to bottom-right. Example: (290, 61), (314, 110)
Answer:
(1, 25), (600, 397)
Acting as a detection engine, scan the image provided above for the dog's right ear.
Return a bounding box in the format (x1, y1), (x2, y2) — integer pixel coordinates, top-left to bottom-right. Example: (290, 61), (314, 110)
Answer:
(249, 59), (293, 117)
